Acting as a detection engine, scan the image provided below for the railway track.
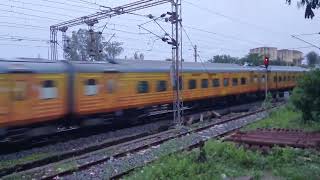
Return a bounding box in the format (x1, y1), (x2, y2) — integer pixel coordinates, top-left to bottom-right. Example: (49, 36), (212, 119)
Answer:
(1, 101), (282, 180)
(1, 96), (263, 154)
(226, 128), (320, 151)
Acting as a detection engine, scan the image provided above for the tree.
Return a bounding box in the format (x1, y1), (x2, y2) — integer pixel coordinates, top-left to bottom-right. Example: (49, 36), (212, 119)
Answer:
(134, 52), (139, 60)
(291, 69), (320, 122)
(239, 53), (263, 66)
(139, 53), (145, 60)
(286, 0), (320, 19)
(64, 29), (123, 61)
(208, 55), (238, 64)
(103, 41), (124, 60)
(306, 51), (320, 67)
(133, 52), (145, 60)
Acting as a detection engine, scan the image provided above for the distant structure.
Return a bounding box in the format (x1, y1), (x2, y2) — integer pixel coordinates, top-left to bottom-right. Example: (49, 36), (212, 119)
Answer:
(278, 49), (303, 65)
(250, 47), (278, 61)
(250, 47), (303, 65)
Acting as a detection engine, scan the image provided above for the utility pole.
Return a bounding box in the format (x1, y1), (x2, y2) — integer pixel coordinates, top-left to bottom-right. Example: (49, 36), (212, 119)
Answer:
(265, 68), (268, 99)
(171, 0), (183, 126)
(264, 56), (270, 100)
(194, 45), (198, 62)
(49, 0), (170, 60)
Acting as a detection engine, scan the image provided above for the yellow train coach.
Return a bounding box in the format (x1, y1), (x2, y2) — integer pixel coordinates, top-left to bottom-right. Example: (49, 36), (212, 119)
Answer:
(0, 59), (307, 141)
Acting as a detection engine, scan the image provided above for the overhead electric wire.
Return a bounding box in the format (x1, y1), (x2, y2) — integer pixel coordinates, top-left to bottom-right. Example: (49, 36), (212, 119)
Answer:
(180, 23), (209, 72)
(0, 43), (49, 48)
(0, 9), (62, 21)
(183, 25), (264, 46)
(182, 0), (288, 35)
(0, 3), (78, 19)
(39, 0), (99, 11)
(294, 32), (320, 36)
(3, 0), (90, 14)
(291, 35), (320, 50)
(67, 0), (101, 6)
(289, 45), (317, 49)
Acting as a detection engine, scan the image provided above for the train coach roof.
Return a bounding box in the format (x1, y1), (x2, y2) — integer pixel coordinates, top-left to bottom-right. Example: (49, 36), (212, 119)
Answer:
(72, 60), (253, 73)
(0, 58), (308, 74)
(0, 58), (68, 73)
(72, 60), (308, 73)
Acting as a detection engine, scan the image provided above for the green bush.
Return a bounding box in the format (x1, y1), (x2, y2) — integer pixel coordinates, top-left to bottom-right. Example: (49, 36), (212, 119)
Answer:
(126, 141), (320, 180)
(291, 69), (320, 122)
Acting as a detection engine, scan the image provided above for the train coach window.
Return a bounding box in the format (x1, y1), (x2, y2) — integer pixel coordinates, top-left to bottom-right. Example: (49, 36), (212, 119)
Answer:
(157, 80), (167, 92)
(13, 81), (28, 101)
(85, 79), (98, 96)
(173, 76), (183, 90)
(274, 76), (277, 83)
(137, 81), (149, 94)
(261, 75), (266, 83)
(201, 79), (209, 88)
(279, 76), (282, 82)
(106, 80), (115, 94)
(212, 79), (220, 87)
(288, 76), (291, 81)
(188, 79), (197, 89)
(241, 78), (247, 85)
(223, 78), (229, 87)
(40, 80), (57, 100)
(232, 78), (238, 86)
(253, 76), (258, 83)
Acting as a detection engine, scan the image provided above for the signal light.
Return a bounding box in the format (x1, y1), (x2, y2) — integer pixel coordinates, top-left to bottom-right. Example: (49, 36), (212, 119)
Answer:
(264, 56), (269, 69)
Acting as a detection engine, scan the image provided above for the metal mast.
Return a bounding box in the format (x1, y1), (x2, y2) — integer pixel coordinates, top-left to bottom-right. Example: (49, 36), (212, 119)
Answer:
(49, 0), (171, 60)
(171, 0), (183, 126)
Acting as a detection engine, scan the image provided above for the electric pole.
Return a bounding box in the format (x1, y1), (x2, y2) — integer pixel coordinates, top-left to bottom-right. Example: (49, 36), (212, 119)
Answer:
(264, 56), (270, 100)
(49, 0), (170, 60)
(194, 45), (198, 62)
(171, 0), (183, 127)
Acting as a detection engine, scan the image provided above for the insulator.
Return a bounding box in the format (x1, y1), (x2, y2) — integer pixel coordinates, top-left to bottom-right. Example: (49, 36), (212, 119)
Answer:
(160, 13), (166, 18)
(162, 37), (168, 42)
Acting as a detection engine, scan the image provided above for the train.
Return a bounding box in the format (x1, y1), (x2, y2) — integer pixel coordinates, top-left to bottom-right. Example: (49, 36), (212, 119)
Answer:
(0, 58), (307, 141)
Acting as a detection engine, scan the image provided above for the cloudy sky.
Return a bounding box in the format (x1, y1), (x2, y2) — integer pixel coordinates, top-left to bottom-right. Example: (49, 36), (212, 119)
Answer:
(0, 0), (319, 61)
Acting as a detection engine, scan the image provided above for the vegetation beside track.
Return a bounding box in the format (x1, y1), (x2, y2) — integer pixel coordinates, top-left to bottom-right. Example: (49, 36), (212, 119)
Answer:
(127, 106), (320, 180)
(243, 105), (320, 132)
(0, 152), (51, 169)
(126, 140), (320, 180)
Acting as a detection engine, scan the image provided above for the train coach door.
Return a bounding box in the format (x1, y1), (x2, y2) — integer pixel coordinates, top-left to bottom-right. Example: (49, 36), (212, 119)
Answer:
(10, 74), (33, 121)
(104, 72), (119, 109)
(0, 77), (9, 122)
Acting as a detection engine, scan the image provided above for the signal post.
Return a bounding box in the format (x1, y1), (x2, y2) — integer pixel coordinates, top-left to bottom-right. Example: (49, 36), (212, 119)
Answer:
(264, 56), (269, 99)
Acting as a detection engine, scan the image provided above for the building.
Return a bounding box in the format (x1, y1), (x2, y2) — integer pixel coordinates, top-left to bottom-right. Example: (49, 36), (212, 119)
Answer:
(277, 49), (303, 65)
(277, 49), (293, 63)
(292, 50), (304, 65)
(249, 47), (278, 61)
(250, 47), (304, 65)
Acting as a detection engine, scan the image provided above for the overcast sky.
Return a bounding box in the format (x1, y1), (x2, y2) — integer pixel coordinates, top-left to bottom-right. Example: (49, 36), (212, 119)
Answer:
(0, 0), (319, 61)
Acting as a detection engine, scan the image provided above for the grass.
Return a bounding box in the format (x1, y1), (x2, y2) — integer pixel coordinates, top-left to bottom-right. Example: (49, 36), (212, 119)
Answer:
(243, 105), (320, 132)
(126, 140), (320, 180)
(0, 152), (51, 169)
(126, 106), (320, 180)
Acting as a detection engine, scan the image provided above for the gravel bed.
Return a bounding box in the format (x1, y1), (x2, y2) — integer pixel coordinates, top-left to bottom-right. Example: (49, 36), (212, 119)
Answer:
(61, 111), (269, 179)
(0, 120), (170, 171)
(2, 128), (186, 179)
